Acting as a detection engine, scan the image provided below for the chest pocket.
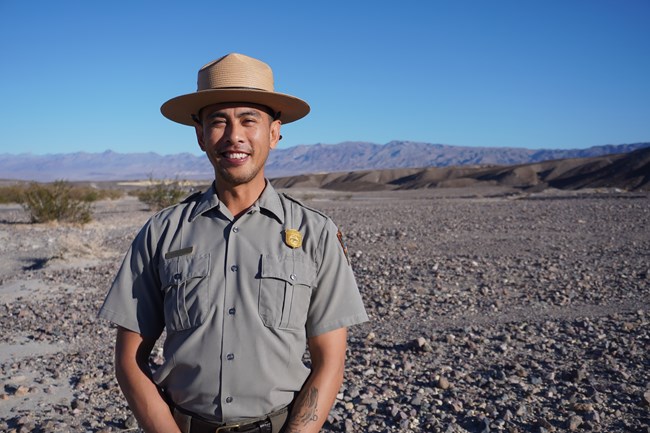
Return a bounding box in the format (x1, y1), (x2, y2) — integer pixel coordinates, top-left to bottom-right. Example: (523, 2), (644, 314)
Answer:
(259, 255), (317, 330)
(159, 253), (211, 332)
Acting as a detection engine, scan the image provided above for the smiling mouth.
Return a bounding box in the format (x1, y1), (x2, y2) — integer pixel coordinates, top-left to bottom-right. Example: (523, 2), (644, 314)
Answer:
(222, 152), (249, 160)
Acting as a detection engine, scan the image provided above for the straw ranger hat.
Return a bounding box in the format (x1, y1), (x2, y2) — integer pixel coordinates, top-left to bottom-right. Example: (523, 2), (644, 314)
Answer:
(161, 53), (310, 125)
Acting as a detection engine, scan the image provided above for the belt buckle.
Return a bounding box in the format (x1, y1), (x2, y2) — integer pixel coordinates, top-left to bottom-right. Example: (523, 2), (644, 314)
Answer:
(215, 423), (239, 433)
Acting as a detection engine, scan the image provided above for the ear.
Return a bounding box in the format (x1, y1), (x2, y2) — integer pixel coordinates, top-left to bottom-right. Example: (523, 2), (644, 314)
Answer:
(195, 123), (206, 152)
(269, 120), (281, 150)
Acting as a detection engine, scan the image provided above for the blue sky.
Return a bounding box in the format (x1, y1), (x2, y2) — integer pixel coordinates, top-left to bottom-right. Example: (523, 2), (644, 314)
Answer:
(1, 1), (648, 156)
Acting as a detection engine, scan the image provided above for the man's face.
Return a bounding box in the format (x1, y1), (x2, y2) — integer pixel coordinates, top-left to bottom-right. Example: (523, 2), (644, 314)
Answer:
(195, 103), (281, 188)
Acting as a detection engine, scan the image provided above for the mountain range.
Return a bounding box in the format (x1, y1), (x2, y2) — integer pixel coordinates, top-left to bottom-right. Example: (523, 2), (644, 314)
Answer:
(0, 141), (648, 183)
(271, 145), (650, 192)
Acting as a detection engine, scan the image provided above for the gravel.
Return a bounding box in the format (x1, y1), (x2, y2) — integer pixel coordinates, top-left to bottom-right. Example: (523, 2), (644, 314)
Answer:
(0, 188), (648, 432)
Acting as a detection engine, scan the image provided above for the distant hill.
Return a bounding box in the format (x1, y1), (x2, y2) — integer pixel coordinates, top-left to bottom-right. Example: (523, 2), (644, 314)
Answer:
(266, 141), (650, 177)
(0, 141), (648, 182)
(270, 146), (650, 192)
(0, 150), (213, 182)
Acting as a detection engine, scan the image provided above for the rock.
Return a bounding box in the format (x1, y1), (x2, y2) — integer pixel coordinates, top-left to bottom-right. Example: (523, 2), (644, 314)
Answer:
(573, 402), (594, 412)
(14, 385), (30, 396)
(516, 404), (527, 416)
(564, 367), (588, 383)
(413, 336), (432, 352)
(437, 376), (450, 390)
(124, 415), (138, 429)
(71, 399), (85, 410)
(569, 415), (583, 431)
(450, 399), (463, 412)
(40, 420), (59, 432)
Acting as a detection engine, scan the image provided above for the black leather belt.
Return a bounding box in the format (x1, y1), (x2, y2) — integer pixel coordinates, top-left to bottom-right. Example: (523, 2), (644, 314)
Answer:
(188, 417), (271, 433)
(171, 405), (289, 433)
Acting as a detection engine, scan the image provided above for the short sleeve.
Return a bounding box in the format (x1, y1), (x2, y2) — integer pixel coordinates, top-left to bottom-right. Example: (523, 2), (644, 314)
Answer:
(306, 219), (369, 337)
(98, 220), (165, 338)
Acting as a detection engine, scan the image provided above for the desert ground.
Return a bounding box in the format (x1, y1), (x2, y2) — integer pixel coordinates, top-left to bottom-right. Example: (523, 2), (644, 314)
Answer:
(0, 186), (648, 432)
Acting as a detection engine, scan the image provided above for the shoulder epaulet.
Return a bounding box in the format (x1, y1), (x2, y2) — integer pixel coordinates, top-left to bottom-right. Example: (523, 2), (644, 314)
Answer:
(281, 192), (330, 219)
(181, 190), (203, 204)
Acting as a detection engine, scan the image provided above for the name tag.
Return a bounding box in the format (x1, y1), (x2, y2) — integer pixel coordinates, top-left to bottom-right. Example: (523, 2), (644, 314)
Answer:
(165, 246), (194, 259)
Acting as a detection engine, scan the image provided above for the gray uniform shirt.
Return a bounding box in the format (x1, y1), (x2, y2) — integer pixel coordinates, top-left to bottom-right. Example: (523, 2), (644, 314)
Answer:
(98, 182), (368, 422)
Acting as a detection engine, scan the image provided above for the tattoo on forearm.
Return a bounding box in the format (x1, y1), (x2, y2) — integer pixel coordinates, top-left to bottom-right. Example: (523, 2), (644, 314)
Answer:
(286, 386), (319, 432)
(298, 387), (318, 424)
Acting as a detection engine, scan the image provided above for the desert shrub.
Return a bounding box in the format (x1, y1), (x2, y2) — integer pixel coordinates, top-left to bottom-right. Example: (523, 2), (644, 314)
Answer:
(69, 186), (124, 202)
(22, 180), (92, 224)
(0, 185), (26, 204)
(134, 177), (186, 211)
(98, 188), (125, 200)
(0, 183), (123, 206)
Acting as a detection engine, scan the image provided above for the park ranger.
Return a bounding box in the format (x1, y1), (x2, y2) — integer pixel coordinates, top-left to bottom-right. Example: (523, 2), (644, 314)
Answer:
(98, 53), (368, 433)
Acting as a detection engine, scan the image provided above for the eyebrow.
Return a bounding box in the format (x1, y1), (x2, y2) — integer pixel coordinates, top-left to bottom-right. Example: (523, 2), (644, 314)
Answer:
(205, 110), (264, 120)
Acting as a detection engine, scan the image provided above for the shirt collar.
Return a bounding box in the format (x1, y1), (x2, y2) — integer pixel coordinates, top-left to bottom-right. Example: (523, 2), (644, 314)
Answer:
(188, 180), (285, 224)
(188, 182), (221, 222)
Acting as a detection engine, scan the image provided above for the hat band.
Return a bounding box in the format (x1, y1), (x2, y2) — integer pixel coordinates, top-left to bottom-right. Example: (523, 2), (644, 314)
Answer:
(199, 86), (271, 92)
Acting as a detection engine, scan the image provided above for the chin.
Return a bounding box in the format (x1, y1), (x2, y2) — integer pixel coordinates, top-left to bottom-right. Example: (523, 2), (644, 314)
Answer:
(217, 171), (258, 186)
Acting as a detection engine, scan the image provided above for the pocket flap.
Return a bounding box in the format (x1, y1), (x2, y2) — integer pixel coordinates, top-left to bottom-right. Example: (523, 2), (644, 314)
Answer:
(160, 253), (210, 287)
(260, 255), (316, 286)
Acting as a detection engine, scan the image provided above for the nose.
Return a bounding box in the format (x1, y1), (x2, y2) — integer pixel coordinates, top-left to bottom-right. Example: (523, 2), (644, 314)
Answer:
(224, 121), (243, 144)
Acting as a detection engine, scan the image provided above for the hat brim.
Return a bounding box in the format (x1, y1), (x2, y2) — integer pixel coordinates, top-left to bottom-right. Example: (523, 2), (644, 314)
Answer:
(161, 89), (310, 126)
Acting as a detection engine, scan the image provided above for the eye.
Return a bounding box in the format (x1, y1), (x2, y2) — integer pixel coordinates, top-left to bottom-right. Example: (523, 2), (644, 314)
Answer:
(210, 118), (227, 127)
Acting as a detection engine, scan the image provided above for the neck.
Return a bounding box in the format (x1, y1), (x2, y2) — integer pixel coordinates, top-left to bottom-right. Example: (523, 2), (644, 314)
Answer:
(215, 177), (267, 219)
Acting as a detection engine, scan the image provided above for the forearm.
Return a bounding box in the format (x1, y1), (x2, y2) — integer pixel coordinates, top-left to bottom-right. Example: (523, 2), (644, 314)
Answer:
(115, 327), (180, 433)
(284, 328), (347, 433)
(284, 366), (343, 433)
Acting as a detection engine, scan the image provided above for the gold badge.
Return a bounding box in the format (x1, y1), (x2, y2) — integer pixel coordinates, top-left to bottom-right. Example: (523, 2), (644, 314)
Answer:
(285, 229), (303, 249)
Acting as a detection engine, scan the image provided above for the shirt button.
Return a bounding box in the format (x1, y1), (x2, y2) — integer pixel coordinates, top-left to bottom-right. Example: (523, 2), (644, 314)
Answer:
(231, 265), (238, 272)
(228, 308), (236, 315)
(226, 353), (235, 361)
(226, 396), (233, 403)
(232, 226), (239, 233)
(173, 273), (182, 280)
(290, 274), (296, 281)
